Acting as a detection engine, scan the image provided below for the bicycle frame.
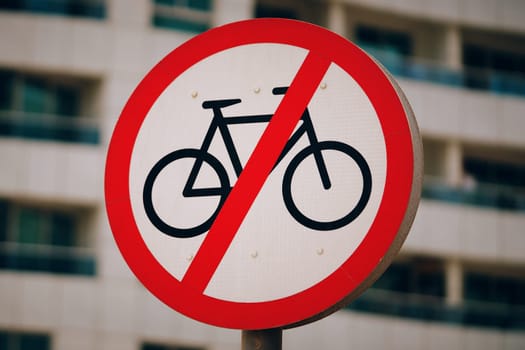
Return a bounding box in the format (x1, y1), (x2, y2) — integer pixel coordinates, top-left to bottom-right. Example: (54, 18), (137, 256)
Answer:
(183, 88), (331, 199)
(144, 88), (372, 237)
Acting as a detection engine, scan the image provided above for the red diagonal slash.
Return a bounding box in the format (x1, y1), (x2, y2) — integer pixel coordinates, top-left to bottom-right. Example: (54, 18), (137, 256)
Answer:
(182, 51), (331, 293)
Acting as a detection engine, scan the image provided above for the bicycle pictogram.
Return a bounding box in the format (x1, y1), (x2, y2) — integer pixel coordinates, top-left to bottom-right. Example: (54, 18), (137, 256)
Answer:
(143, 87), (372, 238)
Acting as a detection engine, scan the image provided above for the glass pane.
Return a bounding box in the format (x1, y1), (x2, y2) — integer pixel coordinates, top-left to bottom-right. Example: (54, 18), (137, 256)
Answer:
(356, 26), (379, 44)
(18, 207), (44, 244)
(0, 200), (8, 242)
(74, 256), (96, 276)
(189, 0), (211, 11)
(463, 44), (490, 69)
(19, 333), (50, 350)
(0, 250), (13, 270)
(466, 273), (525, 306)
(17, 250), (50, 272)
(143, 344), (168, 350)
(22, 78), (49, 114)
(465, 157), (525, 187)
(153, 15), (209, 33)
(512, 279), (525, 305)
(155, 0), (176, 5)
(0, 0), (105, 18)
(417, 269), (445, 297)
(142, 343), (204, 350)
(0, 0), (23, 10)
(255, 4), (297, 19)
(0, 331), (8, 350)
(0, 70), (15, 110)
(51, 212), (75, 247)
(50, 255), (74, 274)
(56, 85), (79, 117)
(25, 0), (66, 14)
(356, 25), (413, 56)
(372, 263), (410, 293)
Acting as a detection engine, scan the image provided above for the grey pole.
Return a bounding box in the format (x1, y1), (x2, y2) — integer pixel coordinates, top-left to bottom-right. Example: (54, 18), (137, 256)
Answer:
(242, 329), (282, 350)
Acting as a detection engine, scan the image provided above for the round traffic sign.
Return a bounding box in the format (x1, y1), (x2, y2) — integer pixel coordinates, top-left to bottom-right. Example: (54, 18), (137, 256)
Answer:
(105, 18), (422, 330)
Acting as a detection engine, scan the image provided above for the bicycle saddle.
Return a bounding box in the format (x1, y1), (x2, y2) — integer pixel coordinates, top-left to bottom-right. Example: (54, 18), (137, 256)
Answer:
(202, 99), (241, 109)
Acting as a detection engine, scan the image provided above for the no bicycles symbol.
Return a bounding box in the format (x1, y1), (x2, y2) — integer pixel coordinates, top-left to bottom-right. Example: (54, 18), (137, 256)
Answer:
(105, 19), (422, 330)
(143, 86), (372, 237)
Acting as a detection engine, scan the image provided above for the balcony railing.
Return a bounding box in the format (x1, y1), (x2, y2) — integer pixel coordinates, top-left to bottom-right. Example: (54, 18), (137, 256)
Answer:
(0, 110), (99, 145)
(422, 176), (525, 212)
(348, 288), (525, 330)
(359, 44), (525, 98)
(0, 241), (96, 276)
(0, 0), (106, 19)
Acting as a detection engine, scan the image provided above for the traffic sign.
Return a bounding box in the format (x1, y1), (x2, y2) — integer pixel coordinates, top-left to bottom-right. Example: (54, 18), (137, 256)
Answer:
(105, 18), (422, 330)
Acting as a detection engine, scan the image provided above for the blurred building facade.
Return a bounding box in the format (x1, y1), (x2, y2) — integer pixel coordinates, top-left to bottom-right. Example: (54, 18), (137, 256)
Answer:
(0, 0), (524, 349)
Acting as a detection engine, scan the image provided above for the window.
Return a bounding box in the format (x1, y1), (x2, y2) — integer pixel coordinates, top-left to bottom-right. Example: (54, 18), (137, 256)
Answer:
(463, 270), (525, 329)
(464, 157), (525, 188)
(0, 0), (106, 19)
(0, 330), (50, 350)
(254, 0), (325, 27)
(348, 257), (525, 330)
(0, 199), (96, 276)
(462, 156), (525, 211)
(141, 342), (204, 350)
(465, 272), (525, 306)
(372, 258), (445, 297)
(356, 25), (413, 57)
(0, 69), (99, 144)
(354, 25), (413, 77)
(421, 144), (525, 213)
(255, 4), (298, 20)
(152, 0), (212, 33)
(463, 44), (525, 95)
(348, 257), (446, 321)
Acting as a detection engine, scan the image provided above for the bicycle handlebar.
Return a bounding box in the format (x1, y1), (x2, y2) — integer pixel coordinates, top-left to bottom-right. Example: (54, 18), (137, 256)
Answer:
(202, 87), (289, 111)
(272, 87), (288, 95)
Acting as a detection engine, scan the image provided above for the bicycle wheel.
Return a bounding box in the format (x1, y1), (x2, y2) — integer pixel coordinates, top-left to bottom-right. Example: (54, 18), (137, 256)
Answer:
(282, 141), (372, 231)
(143, 148), (230, 238)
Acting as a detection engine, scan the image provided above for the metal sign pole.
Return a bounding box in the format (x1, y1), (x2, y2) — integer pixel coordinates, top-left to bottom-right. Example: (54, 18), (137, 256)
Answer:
(242, 329), (282, 350)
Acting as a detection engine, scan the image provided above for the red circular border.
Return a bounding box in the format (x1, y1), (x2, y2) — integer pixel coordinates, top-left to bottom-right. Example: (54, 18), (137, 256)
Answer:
(105, 19), (416, 330)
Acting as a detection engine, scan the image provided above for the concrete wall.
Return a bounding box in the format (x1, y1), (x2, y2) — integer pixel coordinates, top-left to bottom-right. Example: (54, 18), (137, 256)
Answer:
(0, 0), (524, 349)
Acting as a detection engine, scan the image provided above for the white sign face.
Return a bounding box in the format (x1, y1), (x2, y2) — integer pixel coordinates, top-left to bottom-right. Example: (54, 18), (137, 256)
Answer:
(129, 43), (386, 302)
(105, 19), (421, 330)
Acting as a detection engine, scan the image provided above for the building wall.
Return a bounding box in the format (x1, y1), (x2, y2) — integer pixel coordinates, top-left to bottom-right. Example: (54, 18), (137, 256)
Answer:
(0, 0), (524, 349)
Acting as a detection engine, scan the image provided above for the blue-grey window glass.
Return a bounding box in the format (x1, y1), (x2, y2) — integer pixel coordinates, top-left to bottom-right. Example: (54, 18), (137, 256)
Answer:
(152, 0), (211, 33)
(18, 207), (43, 245)
(22, 78), (49, 114)
(356, 25), (413, 56)
(0, 200), (95, 276)
(19, 333), (50, 350)
(465, 272), (525, 306)
(0, 330), (50, 350)
(0, 71), (14, 110)
(51, 212), (75, 247)
(372, 259), (445, 297)
(154, 0), (211, 11)
(463, 44), (525, 95)
(56, 85), (79, 117)
(142, 343), (204, 350)
(0, 0), (106, 19)
(0, 200), (7, 242)
(255, 4), (297, 19)
(464, 157), (525, 188)
(0, 69), (99, 144)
